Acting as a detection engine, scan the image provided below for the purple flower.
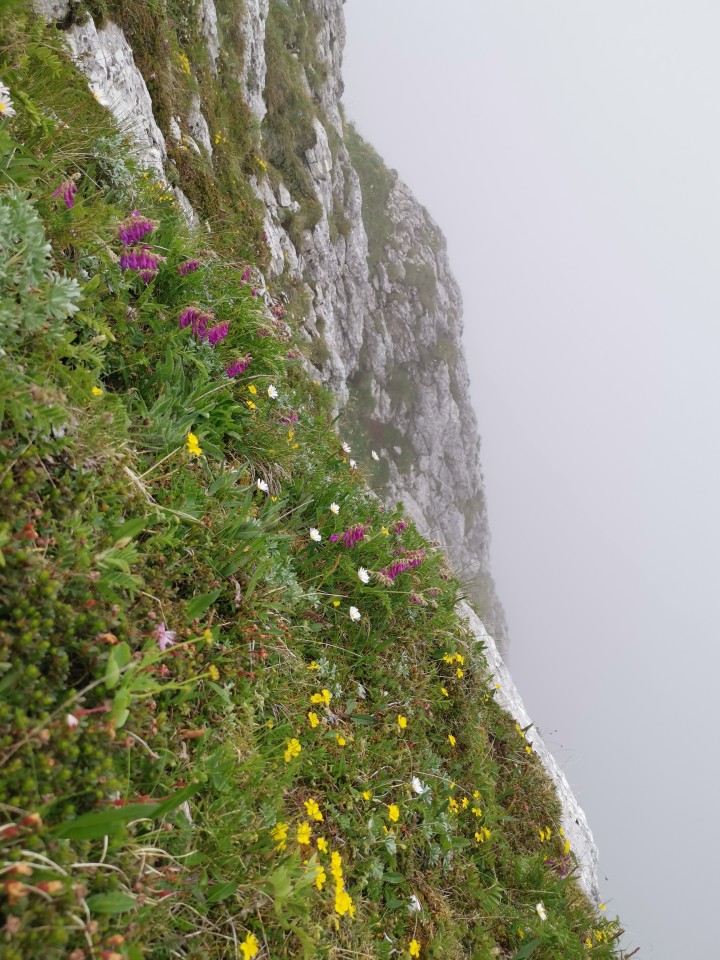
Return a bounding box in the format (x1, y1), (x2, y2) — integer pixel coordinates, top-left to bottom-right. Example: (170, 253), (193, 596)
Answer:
(178, 305), (213, 338)
(154, 622), (177, 652)
(394, 520), (409, 534)
(379, 550), (424, 581)
(251, 288), (259, 297)
(281, 411), (298, 424)
(287, 349), (300, 360)
(178, 258), (200, 276)
(53, 179), (78, 210)
(120, 246), (165, 282)
(241, 267), (251, 283)
(329, 534), (340, 543)
(226, 353), (252, 378)
(343, 524), (368, 549)
(207, 321), (229, 346)
(118, 212), (157, 245)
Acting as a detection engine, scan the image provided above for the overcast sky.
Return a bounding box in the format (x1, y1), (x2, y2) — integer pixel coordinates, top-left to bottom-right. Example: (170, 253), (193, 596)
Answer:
(343, 2), (720, 956)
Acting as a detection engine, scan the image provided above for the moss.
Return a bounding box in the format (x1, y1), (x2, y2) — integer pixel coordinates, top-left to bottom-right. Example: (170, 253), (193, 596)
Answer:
(344, 120), (398, 269)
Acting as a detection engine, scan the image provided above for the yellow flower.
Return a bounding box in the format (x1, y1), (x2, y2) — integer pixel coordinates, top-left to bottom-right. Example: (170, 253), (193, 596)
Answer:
(525, 744), (533, 754)
(307, 661), (319, 670)
(296, 821), (312, 845)
(248, 384), (257, 394)
(283, 738), (302, 763)
(473, 790), (480, 799)
(239, 932), (259, 960)
(455, 654), (465, 666)
(336, 734), (346, 746)
(334, 886), (354, 917)
(186, 432), (203, 457)
(456, 668), (464, 679)
(308, 711), (320, 728)
(381, 526), (389, 535)
(397, 714), (407, 730)
(599, 903), (607, 912)
(472, 806), (482, 818)
(409, 940), (421, 958)
(317, 836), (328, 853)
(585, 938), (593, 949)
(441, 687), (449, 697)
(203, 628), (213, 644)
(310, 689), (332, 706)
(207, 664), (220, 681)
(314, 865), (326, 890)
(448, 734), (456, 747)
(177, 51), (191, 75)
(271, 821), (288, 850)
(461, 797), (469, 809)
(304, 799), (323, 822)
(247, 400), (256, 410)
(332, 599), (341, 607)
(387, 804), (400, 823)
(330, 851), (343, 880)
(518, 929), (525, 940)
(91, 386), (104, 396)
(362, 790), (372, 801)
(448, 797), (459, 814)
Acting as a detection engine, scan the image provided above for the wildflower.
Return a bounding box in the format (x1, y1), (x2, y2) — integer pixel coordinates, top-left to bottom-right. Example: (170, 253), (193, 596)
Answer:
(411, 777), (429, 795)
(178, 258), (200, 276)
(177, 51), (192, 75)
(317, 836), (328, 853)
(315, 865), (327, 890)
(408, 894), (422, 913)
(271, 822), (288, 849)
(207, 664), (220, 681)
(332, 600), (341, 607)
(387, 804), (400, 823)
(310, 689), (332, 707)
(66, 713), (79, 729)
(397, 714), (408, 730)
(118, 211), (156, 245)
(0, 83), (16, 119)
(296, 822), (312, 845)
(448, 734), (456, 747)
(207, 322), (229, 345)
(283, 738), (302, 763)
(247, 400), (256, 410)
(371, 450), (380, 461)
(330, 502), (340, 514)
(349, 459), (357, 469)
(239, 932), (259, 960)
(154, 622), (177, 652)
(343, 524), (368, 548)
(178, 306), (212, 337)
(564, 839), (571, 855)
(409, 940), (421, 958)
(472, 807), (482, 818)
(307, 711), (320, 728)
(349, 606), (361, 622)
(330, 851), (343, 880)
(267, 384), (278, 398)
(599, 903), (607, 912)
(226, 354), (252, 377)
(456, 668), (464, 679)
(334, 886), (354, 917)
(381, 526), (389, 535)
(53, 179), (78, 209)
(336, 734), (346, 746)
(357, 567), (370, 584)
(448, 797), (459, 814)
(441, 687), (449, 697)
(461, 797), (469, 809)
(186, 432), (203, 457)
(309, 528), (322, 542)
(525, 744), (533, 754)
(362, 790), (372, 801)
(203, 629), (213, 643)
(304, 799), (323, 822)
(342, 442), (351, 453)
(248, 384), (257, 394)
(307, 661), (320, 670)
(91, 386), (104, 396)
(257, 479), (269, 493)
(119, 246), (165, 282)
(536, 902), (547, 922)
(518, 929), (525, 940)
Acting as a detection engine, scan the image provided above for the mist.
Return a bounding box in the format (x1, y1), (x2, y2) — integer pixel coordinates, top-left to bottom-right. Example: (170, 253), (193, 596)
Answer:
(343, 2), (720, 956)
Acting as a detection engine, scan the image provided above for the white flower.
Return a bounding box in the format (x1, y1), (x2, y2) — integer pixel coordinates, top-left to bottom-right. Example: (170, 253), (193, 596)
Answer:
(357, 683), (367, 700)
(342, 441), (351, 453)
(330, 502), (340, 515)
(536, 902), (547, 922)
(0, 84), (16, 119)
(349, 459), (357, 470)
(371, 450), (380, 461)
(309, 528), (322, 542)
(411, 776), (430, 796)
(267, 384), (278, 398)
(408, 894), (422, 914)
(257, 478), (269, 493)
(66, 713), (79, 729)
(357, 567), (370, 584)
(349, 606), (361, 622)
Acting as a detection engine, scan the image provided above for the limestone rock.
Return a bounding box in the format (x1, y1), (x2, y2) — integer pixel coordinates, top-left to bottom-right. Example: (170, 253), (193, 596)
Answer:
(241, 0), (270, 122)
(188, 94), (213, 157)
(198, 0), (220, 75)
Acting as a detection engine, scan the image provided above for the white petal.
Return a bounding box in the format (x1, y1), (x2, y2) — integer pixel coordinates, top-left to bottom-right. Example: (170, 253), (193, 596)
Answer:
(66, 713), (79, 729)
(536, 902), (547, 921)
(371, 450), (379, 461)
(349, 606), (361, 621)
(349, 459), (357, 469)
(342, 442), (351, 453)
(267, 385), (278, 398)
(310, 528), (322, 542)
(408, 894), (422, 914)
(257, 479), (268, 492)
(330, 502), (340, 514)
(357, 567), (370, 584)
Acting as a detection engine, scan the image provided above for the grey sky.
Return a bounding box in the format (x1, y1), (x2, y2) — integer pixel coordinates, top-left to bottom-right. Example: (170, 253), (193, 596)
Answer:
(343, 2), (720, 956)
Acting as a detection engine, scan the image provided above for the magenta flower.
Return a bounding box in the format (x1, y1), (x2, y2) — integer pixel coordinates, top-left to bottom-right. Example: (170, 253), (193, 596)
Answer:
(118, 211), (156, 245)
(178, 258), (200, 276)
(53, 179), (78, 209)
(241, 267), (251, 283)
(154, 622), (177, 652)
(394, 520), (409, 534)
(119, 246), (165, 282)
(207, 321), (229, 345)
(343, 524), (368, 549)
(226, 353), (252, 378)
(179, 306), (213, 339)
(329, 534), (340, 543)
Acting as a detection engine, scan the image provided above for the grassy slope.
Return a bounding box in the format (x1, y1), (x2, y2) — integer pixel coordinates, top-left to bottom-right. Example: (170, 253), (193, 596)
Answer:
(0, 6), (622, 960)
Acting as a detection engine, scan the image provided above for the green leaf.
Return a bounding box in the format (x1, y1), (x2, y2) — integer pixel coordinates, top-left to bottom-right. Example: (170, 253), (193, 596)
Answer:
(53, 785), (200, 840)
(382, 872), (405, 885)
(186, 589), (223, 620)
(206, 881), (238, 903)
(350, 714), (376, 726)
(512, 940), (541, 960)
(112, 516), (150, 542)
(110, 688), (131, 730)
(385, 898), (407, 911)
(105, 642), (131, 690)
(86, 892), (137, 914)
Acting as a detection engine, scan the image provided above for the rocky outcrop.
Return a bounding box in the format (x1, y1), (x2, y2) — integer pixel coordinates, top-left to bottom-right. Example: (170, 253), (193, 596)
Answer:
(240, 0), (270, 121)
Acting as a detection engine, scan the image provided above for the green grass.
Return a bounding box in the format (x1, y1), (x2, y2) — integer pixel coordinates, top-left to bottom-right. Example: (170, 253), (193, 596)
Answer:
(0, 8), (625, 960)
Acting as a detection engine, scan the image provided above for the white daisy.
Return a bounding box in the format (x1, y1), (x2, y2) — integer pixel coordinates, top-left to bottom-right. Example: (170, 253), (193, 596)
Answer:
(371, 450), (380, 461)
(536, 902), (547, 922)
(0, 84), (16, 119)
(349, 459), (357, 470)
(342, 441), (351, 453)
(411, 776), (430, 796)
(309, 528), (322, 542)
(267, 384), (278, 398)
(330, 502), (340, 515)
(357, 567), (370, 584)
(349, 606), (361, 622)
(257, 478), (269, 493)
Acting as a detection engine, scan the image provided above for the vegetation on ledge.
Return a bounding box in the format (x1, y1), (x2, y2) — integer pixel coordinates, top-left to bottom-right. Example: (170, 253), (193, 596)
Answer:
(0, 8), (623, 960)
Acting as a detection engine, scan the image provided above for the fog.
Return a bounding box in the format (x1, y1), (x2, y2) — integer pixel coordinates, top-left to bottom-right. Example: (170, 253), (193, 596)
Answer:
(343, 2), (720, 956)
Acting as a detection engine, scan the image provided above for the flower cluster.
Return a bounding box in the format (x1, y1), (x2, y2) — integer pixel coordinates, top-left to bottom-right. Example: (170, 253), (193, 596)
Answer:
(118, 211), (157, 245)
(178, 258), (200, 276)
(226, 354), (252, 378)
(178, 306), (229, 345)
(119, 246), (165, 283)
(52, 179), (78, 210)
(328, 524), (368, 548)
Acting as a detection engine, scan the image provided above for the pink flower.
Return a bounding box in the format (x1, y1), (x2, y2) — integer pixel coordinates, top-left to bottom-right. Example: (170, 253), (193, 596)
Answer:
(154, 622), (177, 652)
(53, 179), (78, 209)
(118, 212), (156, 245)
(226, 354), (252, 378)
(66, 713), (79, 729)
(178, 258), (200, 276)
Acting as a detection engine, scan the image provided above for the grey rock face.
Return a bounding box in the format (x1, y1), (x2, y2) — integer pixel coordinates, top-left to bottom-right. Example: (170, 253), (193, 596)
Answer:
(198, 0), (220, 75)
(240, 0), (270, 122)
(188, 94), (213, 158)
(459, 602), (601, 904)
(32, 0), (69, 18)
